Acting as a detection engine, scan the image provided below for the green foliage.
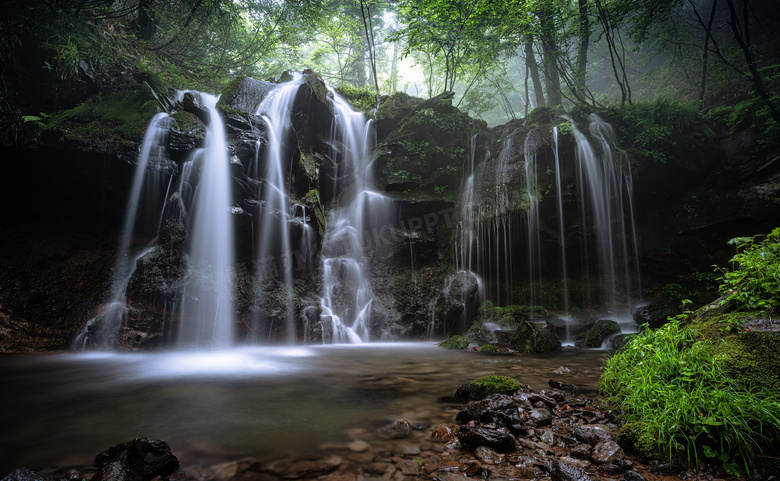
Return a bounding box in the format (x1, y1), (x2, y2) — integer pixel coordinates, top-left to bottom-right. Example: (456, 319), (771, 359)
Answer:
(600, 318), (780, 474)
(707, 96), (780, 152)
(441, 334), (470, 350)
(717, 228), (780, 313)
(399, 107), (465, 133)
(336, 85), (377, 113)
(604, 98), (703, 163)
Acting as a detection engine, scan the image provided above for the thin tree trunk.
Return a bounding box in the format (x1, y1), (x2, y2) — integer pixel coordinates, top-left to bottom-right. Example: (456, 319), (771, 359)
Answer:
(359, 0), (380, 92)
(691, 0), (719, 105)
(538, 5), (562, 106)
(723, 0), (780, 123)
(524, 40), (546, 108)
(575, 0), (590, 95)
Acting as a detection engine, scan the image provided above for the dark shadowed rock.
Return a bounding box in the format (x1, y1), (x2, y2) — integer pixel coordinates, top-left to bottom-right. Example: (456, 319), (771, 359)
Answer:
(550, 459), (593, 481)
(457, 424), (517, 452)
(620, 471), (647, 481)
(455, 394), (516, 422)
(181, 92), (210, 126)
(1, 468), (55, 481)
(91, 461), (139, 481)
(94, 438), (179, 481)
(571, 425), (614, 446)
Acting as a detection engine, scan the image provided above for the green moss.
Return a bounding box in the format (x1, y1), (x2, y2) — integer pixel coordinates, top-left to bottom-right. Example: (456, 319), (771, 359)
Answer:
(713, 331), (780, 393)
(45, 85), (156, 149)
(336, 85), (377, 113)
(480, 344), (512, 355)
(466, 374), (522, 396)
(170, 110), (205, 139)
(216, 75), (245, 111)
(617, 421), (660, 459)
(510, 321), (561, 353)
(441, 335), (470, 350)
(579, 319), (621, 348)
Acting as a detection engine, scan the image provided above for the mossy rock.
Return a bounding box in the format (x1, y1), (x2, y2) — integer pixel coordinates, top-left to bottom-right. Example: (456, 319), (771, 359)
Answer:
(510, 321), (561, 354)
(216, 75), (274, 115)
(579, 319), (621, 348)
(526, 107), (554, 125)
(455, 374), (521, 400)
(44, 84), (157, 151)
(713, 331), (780, 393)
(616, 421), (659, 459)
(441, 334), (470, 350)
(479, 344), (512, 355)
(611, 333), (635, 350)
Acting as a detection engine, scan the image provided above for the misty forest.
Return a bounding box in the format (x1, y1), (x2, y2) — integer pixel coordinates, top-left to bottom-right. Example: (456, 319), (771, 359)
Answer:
(1, 0), (779, 480)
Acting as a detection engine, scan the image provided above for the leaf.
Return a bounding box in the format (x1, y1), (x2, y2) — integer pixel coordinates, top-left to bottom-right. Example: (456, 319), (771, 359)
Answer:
(702, 444), (717, 458)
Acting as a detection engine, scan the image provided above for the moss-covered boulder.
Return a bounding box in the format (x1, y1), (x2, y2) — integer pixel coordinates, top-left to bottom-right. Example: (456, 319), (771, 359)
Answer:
(578, 319), (622, 348)
(479, 344), (512, 355)
(43, 84), (158, 156)
(216, 75), (274, 115)
(455, 374), (522, 400)
(441, 335), (470, 350)
(713, 330), (780, 393)
(375, 91), (487, 201)
(510, 321), (562, 353)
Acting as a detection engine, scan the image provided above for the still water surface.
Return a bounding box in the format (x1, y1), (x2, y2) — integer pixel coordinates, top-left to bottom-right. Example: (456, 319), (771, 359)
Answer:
(0, 343), (607, 475)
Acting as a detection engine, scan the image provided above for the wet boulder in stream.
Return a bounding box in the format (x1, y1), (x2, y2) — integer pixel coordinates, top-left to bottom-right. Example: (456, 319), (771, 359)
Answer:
(93, 438), (179, 481)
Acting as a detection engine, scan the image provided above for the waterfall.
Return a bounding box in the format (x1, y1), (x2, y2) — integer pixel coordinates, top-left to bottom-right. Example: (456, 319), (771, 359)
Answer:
(178, 93), (236, 348)
(319, 92), (393, 343)
(73, 113), (171, 349)
(461, 114), (640, 326)
(567, 114), (640, 313)
(254, 73), (304, 343)
(552, 127), (570, 316)
(523, 132), (541, 314)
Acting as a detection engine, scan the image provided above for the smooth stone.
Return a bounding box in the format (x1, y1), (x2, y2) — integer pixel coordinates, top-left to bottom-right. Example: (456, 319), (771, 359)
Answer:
(348, 440), (370, 452)
(550, 459), (593, 481)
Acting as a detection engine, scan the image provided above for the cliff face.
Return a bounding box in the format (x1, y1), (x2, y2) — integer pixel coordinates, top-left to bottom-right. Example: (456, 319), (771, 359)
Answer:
(1, 72), (778, 351)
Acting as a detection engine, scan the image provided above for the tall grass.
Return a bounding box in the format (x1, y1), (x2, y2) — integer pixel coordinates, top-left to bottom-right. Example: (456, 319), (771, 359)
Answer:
(600, 318), (780, 475)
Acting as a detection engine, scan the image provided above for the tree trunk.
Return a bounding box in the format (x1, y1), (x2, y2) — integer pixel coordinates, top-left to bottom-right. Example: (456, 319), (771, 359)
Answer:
(538, 4), (562, 106)
(524, 40), (546, 108)
(575, 0), (590, 95)
(135, 0), (156, 40)
(723, 0), (780, 123)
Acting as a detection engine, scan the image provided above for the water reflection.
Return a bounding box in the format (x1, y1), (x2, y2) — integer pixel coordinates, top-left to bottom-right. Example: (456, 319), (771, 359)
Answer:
(0, 344), (606, 474)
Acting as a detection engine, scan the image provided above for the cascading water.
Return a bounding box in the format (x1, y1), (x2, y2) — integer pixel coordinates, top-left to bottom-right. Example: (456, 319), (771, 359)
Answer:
(74, 113), (172, 349)
(318, 92), (394, 343)
(177, 93), (236, 348)
(254, 73), (304, 343)
(567, 114), (640, 316)
(460, 114), (641, 333)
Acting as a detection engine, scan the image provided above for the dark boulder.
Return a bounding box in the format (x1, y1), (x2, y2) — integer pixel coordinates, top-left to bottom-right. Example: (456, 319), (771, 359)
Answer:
(511, 321), (561, 353)
(457, 423), (517, 452)
(94, 438), (179, 481)
(456, 393), (517, 422)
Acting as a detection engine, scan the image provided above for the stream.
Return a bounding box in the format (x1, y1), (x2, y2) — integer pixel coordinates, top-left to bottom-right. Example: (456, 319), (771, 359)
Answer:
(0, 344), (607, 475)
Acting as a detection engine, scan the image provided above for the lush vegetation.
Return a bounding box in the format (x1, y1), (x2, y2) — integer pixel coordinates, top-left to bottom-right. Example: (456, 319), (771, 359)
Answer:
(3, 0), (779, 141)
(717, 227), (780, 313)
(601, 228), (780, 475)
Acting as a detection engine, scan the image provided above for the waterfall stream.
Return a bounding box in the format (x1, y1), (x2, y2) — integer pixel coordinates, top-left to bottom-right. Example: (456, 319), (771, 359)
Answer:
(177, 93), (236, 348)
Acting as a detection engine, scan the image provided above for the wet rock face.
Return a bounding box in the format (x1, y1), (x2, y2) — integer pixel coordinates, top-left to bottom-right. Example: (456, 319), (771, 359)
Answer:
(94, 438), (179, 481)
